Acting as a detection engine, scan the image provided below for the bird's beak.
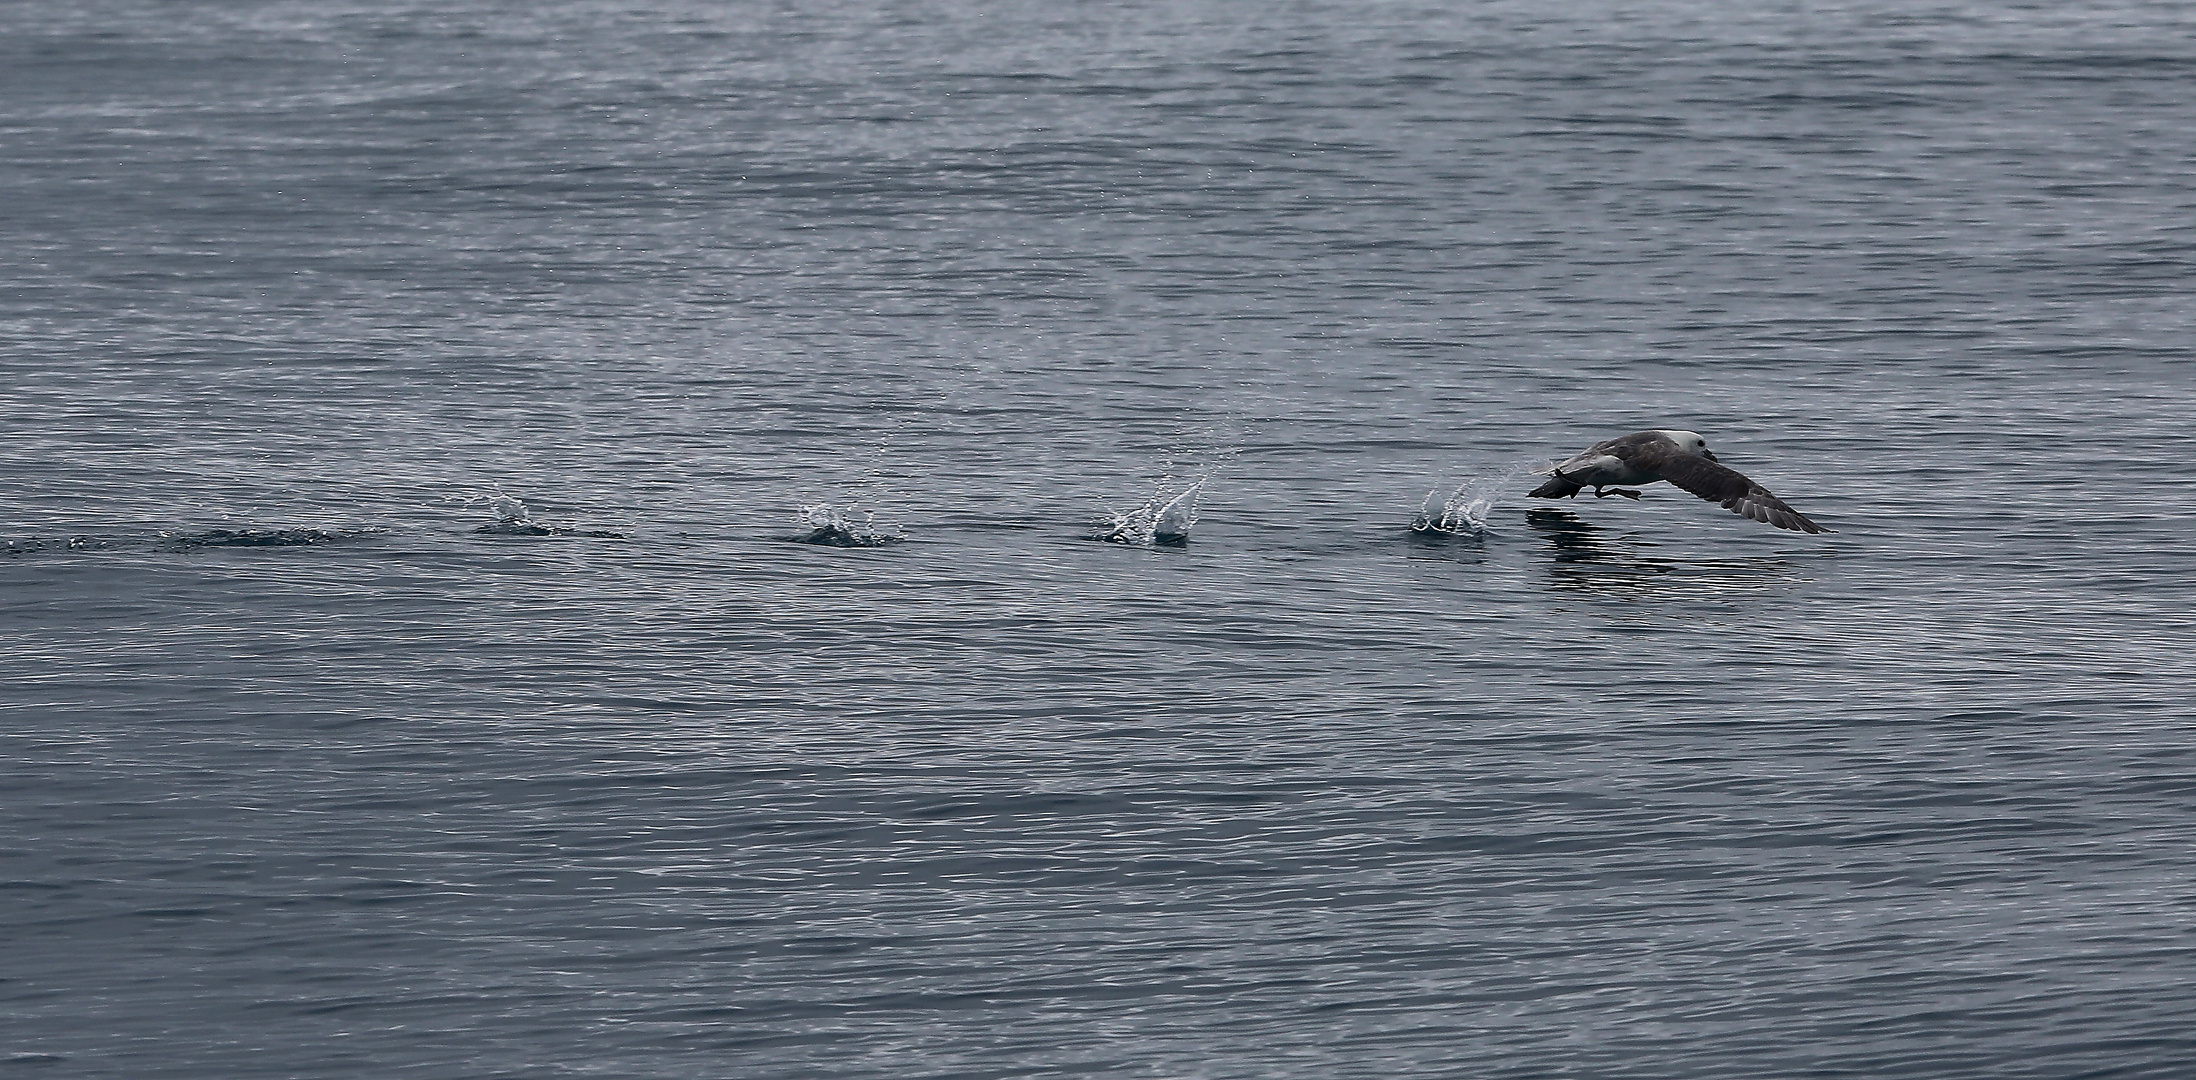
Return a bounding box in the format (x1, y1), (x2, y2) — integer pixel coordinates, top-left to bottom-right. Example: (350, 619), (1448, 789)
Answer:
(1702, 450), (1719, 462)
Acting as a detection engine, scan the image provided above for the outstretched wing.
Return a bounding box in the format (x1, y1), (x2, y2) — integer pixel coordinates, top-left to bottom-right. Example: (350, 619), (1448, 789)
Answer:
(1530, 438), (1629, 476)
(1652, 454), (1829, 534)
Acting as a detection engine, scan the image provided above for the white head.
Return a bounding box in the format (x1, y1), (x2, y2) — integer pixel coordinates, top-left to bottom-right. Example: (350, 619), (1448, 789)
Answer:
(1655, 429), (1715, 461)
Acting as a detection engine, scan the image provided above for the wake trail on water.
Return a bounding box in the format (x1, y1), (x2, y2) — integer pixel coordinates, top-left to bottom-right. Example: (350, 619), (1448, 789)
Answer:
(6, 527), (379, 557)
(6, 488), (631, 556)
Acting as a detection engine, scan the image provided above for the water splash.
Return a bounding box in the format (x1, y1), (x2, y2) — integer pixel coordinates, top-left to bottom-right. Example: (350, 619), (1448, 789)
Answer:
(1153, 482), (1199, 544)
(1094, 480), (1202, 546)
(470, 491), (628, 538)
(1411, 462), (1538, 536)
(795, 504), (902, 547)
(1092, 436), (1238, 548)
(476, 494), (554, 535)
(785, 416), (916, 548)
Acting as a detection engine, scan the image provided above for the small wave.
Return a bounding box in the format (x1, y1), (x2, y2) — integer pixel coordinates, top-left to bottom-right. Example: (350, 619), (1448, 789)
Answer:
(793, 504), (901, 547)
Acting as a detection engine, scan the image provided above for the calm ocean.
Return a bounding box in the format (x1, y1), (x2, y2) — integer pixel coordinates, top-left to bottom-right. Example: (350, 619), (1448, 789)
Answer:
(4, 1), (2194, 1077)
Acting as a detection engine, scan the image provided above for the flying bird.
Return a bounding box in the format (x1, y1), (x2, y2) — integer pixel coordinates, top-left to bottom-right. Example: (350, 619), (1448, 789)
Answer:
(1528, 429), (1829, 534)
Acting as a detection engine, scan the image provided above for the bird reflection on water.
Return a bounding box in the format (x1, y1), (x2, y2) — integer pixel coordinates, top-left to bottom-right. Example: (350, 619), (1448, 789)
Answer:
(1526, 509), (1797, 599)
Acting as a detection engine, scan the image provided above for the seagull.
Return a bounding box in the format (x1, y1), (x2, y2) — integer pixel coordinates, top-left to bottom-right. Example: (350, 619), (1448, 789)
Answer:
(1528, 429), (1829, 534)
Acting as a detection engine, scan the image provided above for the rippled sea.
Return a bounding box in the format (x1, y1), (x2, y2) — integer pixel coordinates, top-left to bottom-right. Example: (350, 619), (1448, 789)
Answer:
(6, 2), (2196, 1077)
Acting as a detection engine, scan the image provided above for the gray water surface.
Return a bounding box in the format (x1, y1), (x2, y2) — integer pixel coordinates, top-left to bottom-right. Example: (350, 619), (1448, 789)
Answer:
(5, 1), (2195, 1077)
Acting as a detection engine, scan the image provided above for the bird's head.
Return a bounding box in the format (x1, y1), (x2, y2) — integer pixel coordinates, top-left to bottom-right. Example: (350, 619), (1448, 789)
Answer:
(1657, 429), (1716, 461)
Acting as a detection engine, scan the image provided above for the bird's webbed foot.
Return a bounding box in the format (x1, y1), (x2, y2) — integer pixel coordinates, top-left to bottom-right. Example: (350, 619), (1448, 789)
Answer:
(1593, 487), (1643, 500)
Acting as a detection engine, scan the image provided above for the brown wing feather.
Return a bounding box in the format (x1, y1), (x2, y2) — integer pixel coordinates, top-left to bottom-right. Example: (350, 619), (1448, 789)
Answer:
(1651, 454), (1829, 534)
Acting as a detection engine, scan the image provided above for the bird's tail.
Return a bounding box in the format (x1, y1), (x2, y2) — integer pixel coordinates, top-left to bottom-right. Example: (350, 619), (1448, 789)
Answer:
(1527, 476), (1582, 499)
